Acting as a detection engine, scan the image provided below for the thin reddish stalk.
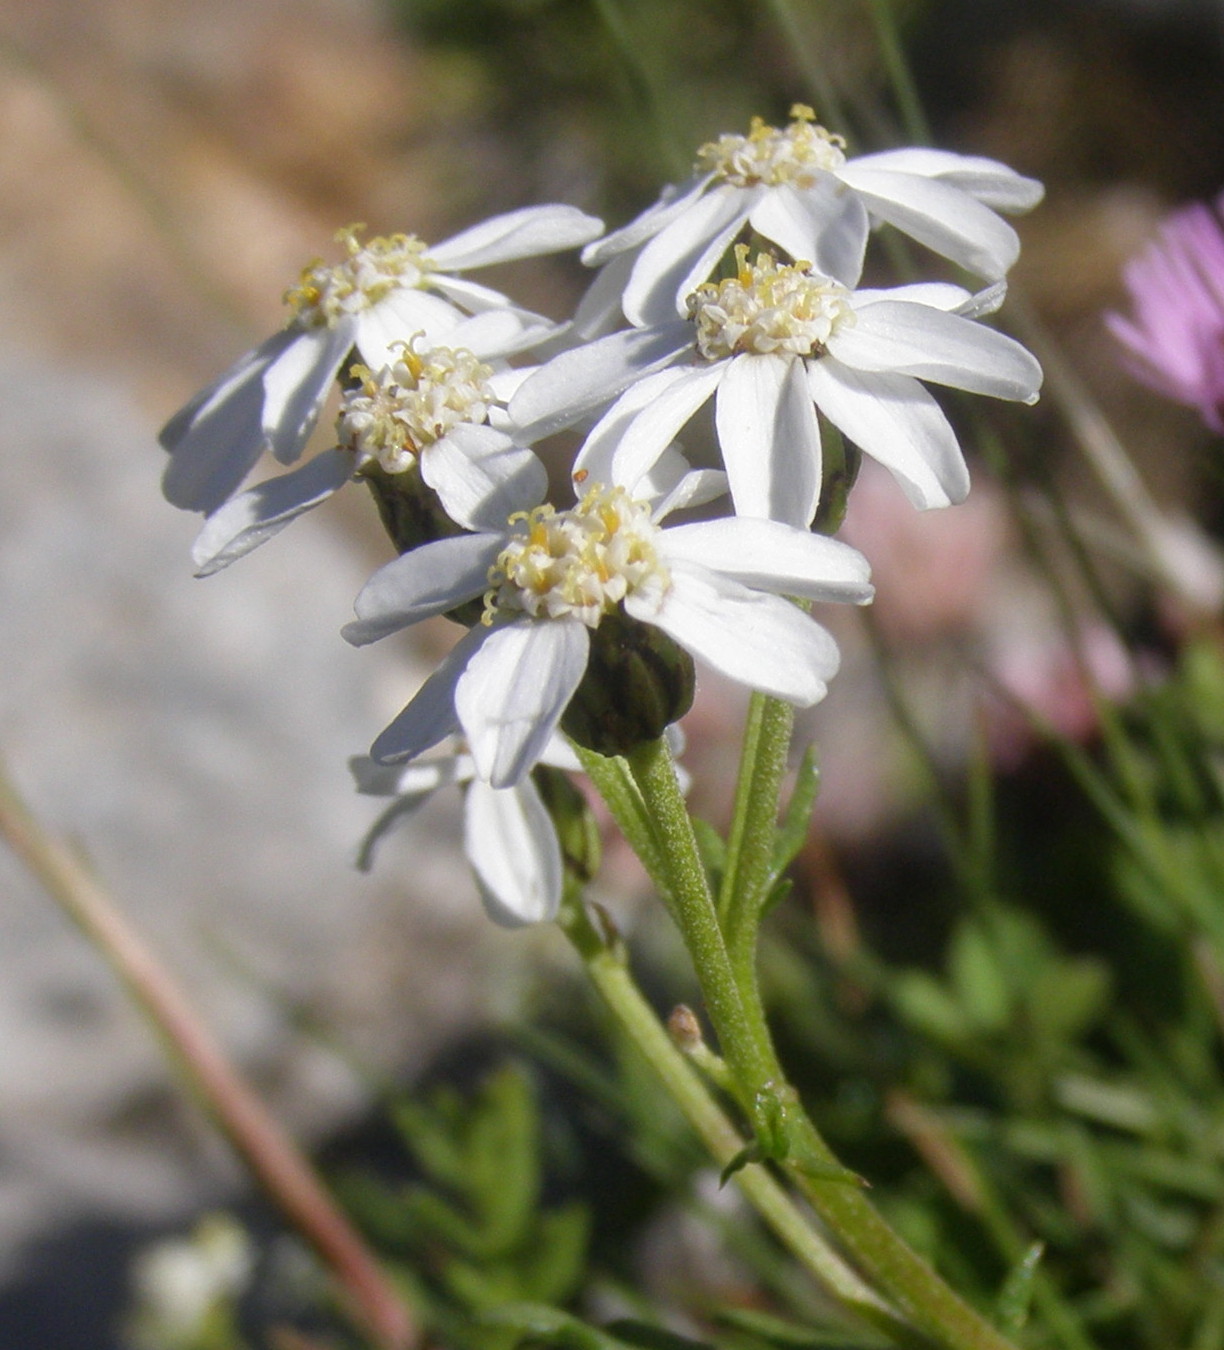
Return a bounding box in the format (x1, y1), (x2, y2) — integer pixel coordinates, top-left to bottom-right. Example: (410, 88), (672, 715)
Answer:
(0, 763), (415, 1350)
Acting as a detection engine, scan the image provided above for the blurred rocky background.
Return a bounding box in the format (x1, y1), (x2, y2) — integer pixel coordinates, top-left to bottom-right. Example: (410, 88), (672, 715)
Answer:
(2, 0), (1224, 1344)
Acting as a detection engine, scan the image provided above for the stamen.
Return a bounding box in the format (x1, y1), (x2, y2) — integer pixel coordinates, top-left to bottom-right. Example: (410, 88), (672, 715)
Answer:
(285, 225), (436, 329)
(696, 104), (846, 189)
(337, 336), (494, 474)
(483, 485), (669, 628)
(688, 246), (855, 360)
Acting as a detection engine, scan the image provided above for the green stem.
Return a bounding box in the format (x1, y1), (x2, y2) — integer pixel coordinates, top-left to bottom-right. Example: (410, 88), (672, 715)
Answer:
(574, 743), (673, 907)
(624, 738), (778, 1100)
(558, 894), (919, 1345)
(621, 737), (1021, 1350)
(866, 0), (932, 145)
(719, 693), (795, 964)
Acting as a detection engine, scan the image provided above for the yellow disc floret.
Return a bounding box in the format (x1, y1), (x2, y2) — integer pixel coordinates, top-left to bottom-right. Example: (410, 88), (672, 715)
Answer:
(695, 105), (846, 189)
(337, 336), (495, 474)
(483, 485), (669, 628)
(285, 226), (436, 329)
(688, 245), (856, 360)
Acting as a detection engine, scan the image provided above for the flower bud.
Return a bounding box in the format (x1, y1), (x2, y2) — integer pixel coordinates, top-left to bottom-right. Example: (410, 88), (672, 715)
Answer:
(560, 607), (695, 758)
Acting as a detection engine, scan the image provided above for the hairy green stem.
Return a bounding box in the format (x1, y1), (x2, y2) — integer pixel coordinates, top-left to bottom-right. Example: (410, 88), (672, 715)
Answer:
(558, 895), (918, 1345)
(622, 736), (1020, 1350)
(720, 693), (796, 965)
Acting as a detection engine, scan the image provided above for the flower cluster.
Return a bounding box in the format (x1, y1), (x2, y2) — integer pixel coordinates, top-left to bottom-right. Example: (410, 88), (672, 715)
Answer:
(160, 108), (1043, 923)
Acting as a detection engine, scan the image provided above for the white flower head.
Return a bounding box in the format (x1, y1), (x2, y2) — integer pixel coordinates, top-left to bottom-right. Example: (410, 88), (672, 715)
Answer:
(696, 106), (849, 187)
(284, 227), (437, 330)
(187, 334), (547, 576)
(580, 104), (1044, 330)
(352, 736), (581, 926)
(338, 337), (496, 474)
(344, 475), (873, 790)
(511, 250), (1042, 524)
(160, 204), (603, 517)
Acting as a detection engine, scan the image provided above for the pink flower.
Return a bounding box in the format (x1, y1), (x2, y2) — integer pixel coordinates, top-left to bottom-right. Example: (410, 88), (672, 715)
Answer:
(1106, 195), (1224, 433)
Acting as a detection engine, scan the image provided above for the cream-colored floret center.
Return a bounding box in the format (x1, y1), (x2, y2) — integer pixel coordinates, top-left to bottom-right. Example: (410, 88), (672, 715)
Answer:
(696, 104), (846, 188)
(337, 337), (494, 474)
(689, 246), (855, 360)
(286, 226), (436, 328)
(484, 485), (669, 628)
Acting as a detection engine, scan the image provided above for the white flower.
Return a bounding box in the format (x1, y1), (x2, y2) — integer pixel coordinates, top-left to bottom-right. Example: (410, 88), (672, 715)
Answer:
(160, 205), (603, 514)
(510, 249), (1043, 522)
(581, 105), (1043, 329)
(131, 1215), (252, 1341)
(188, 335), (546, 576)
(351, 736), (582, 925)
(344, 480), (873, 789)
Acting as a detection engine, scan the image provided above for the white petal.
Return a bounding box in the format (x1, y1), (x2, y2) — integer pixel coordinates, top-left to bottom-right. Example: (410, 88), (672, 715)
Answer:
(835, 165), (1020, 279)
(421, 425), (547, 532)
(539, 733), (583, 772)
(572, 250), (637, 339)
(464, 778), (562, 925)
(660, 518), (873, 603)
(582, 175), (712, 267)
(161, 329), (299, 512)
(344, 533), (504, 645)
(356, 291), (464, 365)
(508, 323), (693, 441)
(846, 148), (1044, 212)
(428, 278), (561, 351)
(828, 300), (1043, 402)
(714, 353), (821, 527)
(853, 281), (972, 311)
(851, 280), (1007, 319)
(747, 181), (869, 285)
(486, 365), (537, 403)
(632, 565), (839, 706)
(607, 364), (725, 492)
(428, 204), (604, 271)
(191, 447), (353, 576)
(262, 321), (355, 463)
(807, 359), (969, 509)
(623, 185), (754, 326)
(646, 458), (728, 521)
(350, 752), (473, 796)
(572, 366), (697, 487)
(443, 305), (557, 359)
(369, 626), (490, 764)
(456, 619), (590, 788)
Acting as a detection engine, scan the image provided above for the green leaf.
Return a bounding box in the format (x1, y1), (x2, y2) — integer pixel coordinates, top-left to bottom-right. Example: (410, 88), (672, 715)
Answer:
(995, 1241), (1044, 1335)
(719, 1140), (763, 1186)
(771, 746), (821, 881)
(691, 816), (727, 889)
(890, 971), (971, 1047)
(476, 1303), (630, 1350)
(715, 1306), (890, 1348)
(948, 923), (1010, 1034)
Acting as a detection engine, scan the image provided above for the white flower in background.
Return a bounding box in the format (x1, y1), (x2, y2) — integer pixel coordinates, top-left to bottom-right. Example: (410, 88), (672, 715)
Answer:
(581, 104), (1044, 329)
(130, 1215), (252, 1345)
(189, 336), (546, 576)
(160, 205), (603, 514)
(344, 478), (873, 788)
(510, 248), (1043, 523)
(351, 737), (583, 925)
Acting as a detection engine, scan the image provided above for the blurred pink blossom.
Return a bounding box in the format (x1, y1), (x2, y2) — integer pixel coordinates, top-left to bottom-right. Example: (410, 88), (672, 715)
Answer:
(841, 461), (1009, 643)
(986, 621), (1136, 768)
(1106, 195), (1224, 433)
